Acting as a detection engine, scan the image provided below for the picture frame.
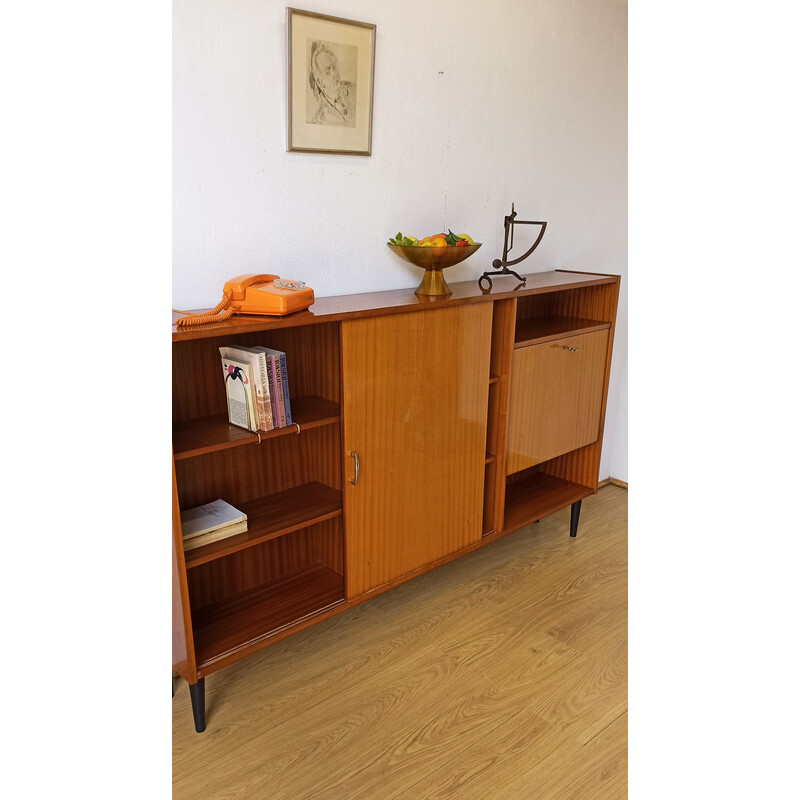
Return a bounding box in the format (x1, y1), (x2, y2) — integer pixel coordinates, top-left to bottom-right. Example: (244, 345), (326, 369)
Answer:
(287, 8), (376, 156)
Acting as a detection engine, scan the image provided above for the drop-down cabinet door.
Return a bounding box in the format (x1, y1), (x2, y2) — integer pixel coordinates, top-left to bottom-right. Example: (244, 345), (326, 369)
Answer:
(342, 304), (493, 600)
(505, 329), (609, 475)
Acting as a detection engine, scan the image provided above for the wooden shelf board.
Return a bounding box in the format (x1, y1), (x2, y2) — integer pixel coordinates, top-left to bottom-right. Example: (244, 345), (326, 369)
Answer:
(173, 271), (619, 342)
(173, 396), (340, 460)
(193, 563), (345, 668)
(503, 472), (594, 533)
(514, 316), (610, 348)
(183, 482), (342, 568)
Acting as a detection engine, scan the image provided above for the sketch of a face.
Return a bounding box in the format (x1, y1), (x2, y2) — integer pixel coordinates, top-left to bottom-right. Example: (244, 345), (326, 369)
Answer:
(314, 49), (339, 96)
(307, 39), (356, 128)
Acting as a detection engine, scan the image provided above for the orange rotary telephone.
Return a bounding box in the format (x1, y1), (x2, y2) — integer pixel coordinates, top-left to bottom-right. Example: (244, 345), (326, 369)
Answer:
(174, 274), (314, 327)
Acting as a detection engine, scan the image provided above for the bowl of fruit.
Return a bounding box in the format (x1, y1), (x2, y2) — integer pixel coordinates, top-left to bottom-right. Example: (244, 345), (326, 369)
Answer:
(387, 230), (482, 296)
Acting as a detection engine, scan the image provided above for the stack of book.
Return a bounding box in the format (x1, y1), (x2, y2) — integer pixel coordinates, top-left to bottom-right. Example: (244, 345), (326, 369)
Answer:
(219, 345), (293, 432)
(180, 499), (248, 551)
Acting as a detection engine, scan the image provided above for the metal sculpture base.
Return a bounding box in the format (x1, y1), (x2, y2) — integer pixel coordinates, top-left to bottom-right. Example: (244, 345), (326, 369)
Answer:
(478, 266), (527, 292)
(479, 204), (546, 293)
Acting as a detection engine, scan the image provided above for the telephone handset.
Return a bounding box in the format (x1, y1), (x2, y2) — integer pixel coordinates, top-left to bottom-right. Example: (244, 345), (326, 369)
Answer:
(174, 274), (315, 327)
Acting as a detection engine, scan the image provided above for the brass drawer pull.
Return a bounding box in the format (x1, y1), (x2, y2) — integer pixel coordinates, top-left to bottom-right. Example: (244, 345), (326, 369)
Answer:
(350, 451), (360, 484)
(552, 344), (580, 352)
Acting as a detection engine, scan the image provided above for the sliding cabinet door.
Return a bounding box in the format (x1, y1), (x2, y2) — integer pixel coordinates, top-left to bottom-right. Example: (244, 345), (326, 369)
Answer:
(342, 304), (492, 599)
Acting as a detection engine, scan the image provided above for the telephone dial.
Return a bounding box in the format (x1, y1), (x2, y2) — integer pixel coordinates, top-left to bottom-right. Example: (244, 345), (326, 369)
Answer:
(174, 274), (314, 327)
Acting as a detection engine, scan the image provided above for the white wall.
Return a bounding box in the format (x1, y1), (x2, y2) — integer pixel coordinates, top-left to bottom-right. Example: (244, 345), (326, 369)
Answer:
(173, 0), (628, 482)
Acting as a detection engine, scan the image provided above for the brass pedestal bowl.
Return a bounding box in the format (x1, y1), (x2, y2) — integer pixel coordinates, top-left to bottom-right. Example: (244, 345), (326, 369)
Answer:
(387, 243), (482, 296)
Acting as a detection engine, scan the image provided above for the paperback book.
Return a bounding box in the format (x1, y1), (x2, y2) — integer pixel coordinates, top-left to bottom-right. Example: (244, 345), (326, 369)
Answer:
(219, 350), (258, 431)
(255, 347), (292, 426)
(180, 499), (248, 550)
(183, 520), (248, 550)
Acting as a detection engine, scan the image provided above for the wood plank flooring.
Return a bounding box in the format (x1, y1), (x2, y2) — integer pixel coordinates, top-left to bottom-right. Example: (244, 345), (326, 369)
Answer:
(173, 484), (628, 799)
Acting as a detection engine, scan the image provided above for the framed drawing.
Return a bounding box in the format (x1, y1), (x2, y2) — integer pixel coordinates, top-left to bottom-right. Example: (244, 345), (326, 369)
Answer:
(287, 8), (376, 155)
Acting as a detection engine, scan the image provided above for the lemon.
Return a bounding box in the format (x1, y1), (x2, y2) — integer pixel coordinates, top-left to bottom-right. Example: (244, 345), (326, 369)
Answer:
(420, 241), (434, 247)
(457, 233), (474, 245)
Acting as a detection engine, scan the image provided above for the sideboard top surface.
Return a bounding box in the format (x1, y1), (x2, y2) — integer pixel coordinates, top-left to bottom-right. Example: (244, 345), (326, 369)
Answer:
(172, 269), (620, 342)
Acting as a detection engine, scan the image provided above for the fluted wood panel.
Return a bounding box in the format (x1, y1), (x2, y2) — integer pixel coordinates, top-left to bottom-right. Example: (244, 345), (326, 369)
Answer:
(506, 330), (609, 475)
(342, 304), (493, 599)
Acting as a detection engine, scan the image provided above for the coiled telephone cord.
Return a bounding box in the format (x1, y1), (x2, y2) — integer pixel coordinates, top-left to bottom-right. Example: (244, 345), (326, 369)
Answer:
(173, 293), (235, 327)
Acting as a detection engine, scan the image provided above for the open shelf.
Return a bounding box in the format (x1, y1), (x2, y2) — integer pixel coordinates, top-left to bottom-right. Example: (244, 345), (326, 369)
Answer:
(192, 563), (345, 668)
(514, 315), (610, 348)
(503, 472), (594, 534)
(183, 482), (342, 568)
(173, 396), (340, 460)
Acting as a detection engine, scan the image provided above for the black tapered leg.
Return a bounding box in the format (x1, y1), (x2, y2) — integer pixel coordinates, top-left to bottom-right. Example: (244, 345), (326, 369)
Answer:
(189, 678), (206, 733)
(569, 500), (582, 538)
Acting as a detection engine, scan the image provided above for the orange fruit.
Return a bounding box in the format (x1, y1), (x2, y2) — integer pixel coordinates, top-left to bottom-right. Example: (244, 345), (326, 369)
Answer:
(431, 239), (447, 247)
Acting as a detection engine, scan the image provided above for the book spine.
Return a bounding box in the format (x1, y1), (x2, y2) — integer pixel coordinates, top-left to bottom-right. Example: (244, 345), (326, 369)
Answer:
(277, 352), (292, 425)
(265, 355), (285, 427)
(241, 362), (258, 431)
(272, 354), (287, 427)
(254, 352), (274, 431)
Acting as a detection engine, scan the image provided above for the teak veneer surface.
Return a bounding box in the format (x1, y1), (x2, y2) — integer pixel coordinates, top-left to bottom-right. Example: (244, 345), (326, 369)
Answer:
(172, 268), (621, 730)
(342, 303), (493, 599)
(172, 396), (340, 459)
(191, 563), (345, 667)
(183, 481), (342, 568)
(172, 270), (618, 340)
(506, 329), (609, 474)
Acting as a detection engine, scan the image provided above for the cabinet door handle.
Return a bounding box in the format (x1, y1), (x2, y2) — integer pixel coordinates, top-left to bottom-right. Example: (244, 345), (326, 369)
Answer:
(350, 451), (360, 484)
(552, 344), (580, 352)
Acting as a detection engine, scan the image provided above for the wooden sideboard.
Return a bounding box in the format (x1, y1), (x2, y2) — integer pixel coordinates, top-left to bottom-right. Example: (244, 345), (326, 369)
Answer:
(172, 269), (620, 732)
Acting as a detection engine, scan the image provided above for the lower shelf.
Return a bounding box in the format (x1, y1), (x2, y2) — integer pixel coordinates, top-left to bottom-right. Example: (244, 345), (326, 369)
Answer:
(502, 472), (594, 534)
(192, 563), (345, 668)
(183, 482), (342, 568)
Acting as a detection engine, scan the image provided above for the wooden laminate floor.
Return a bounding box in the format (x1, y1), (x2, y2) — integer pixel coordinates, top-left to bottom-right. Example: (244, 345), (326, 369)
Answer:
(173, 484), (628, 799)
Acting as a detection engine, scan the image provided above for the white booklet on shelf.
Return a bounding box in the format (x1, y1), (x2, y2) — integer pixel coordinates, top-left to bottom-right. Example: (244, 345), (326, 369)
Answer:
(180, 499), (247, 540)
